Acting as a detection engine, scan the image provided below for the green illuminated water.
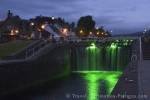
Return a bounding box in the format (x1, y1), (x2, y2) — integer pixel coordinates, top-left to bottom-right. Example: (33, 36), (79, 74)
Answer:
(71, 41), (132, 71)
(70, 40), (133, 100)
(86, 43), (101, 70)
(74, 71), (122, 100)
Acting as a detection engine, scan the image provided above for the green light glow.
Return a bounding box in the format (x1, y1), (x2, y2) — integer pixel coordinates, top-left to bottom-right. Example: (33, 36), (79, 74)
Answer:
(87, 42), (97, 49)
(110, 43), (117, 49)
(73, 41), (131, 71)
(74, 71), (122, 100)
(85, 43), (101, 70)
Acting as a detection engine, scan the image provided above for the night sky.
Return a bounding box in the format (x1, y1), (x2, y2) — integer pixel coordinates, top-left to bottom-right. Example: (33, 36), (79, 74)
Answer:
(0, 0), (150, 34)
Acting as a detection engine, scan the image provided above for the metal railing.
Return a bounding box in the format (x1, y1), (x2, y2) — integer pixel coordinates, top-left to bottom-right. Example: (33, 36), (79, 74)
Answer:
(24, 40), (50, 59)
(138, 37), (147, 100)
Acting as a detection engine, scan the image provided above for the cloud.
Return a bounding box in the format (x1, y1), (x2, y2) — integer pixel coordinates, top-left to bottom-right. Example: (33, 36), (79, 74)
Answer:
(0, 0), (150, 34)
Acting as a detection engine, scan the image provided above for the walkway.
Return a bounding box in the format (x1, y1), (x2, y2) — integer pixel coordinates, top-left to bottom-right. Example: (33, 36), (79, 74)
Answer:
(138, 60), (150, 100)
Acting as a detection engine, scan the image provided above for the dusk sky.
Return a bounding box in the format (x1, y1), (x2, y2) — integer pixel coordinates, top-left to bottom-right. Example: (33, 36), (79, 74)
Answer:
(0, 0), (150, 34)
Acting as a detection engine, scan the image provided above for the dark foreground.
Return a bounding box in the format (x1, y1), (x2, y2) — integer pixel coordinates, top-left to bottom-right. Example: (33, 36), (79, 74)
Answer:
(0, 67), (138, 100)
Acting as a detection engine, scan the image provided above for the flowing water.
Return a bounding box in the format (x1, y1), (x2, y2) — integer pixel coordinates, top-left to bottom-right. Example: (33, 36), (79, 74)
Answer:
(70, 40), (133, 100)
(71, 41), (132, 71)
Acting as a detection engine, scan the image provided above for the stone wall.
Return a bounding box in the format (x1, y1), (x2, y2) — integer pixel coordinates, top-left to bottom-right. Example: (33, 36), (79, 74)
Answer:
(0, 43), (71, 96)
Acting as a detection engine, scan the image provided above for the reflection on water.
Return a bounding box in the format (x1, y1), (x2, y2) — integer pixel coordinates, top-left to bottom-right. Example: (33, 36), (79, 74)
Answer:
(73, 71), (122, 100)
(4, 71), (122, 100)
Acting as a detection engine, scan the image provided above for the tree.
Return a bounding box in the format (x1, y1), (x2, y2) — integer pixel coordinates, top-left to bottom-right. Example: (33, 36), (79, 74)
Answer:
(105, 31), (111, 37)
(76, 15), (95, 36)
(70, 22), (75, 29)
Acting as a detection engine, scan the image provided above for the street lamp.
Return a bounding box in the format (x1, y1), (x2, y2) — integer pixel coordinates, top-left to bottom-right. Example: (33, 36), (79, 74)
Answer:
(30, 22), (34, 26)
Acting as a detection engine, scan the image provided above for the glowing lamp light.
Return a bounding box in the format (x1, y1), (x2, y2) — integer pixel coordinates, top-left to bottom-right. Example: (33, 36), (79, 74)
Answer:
(62, 28), (68, 36)
(41, 25), (45, 29)
(15, 30), (19, 34)
(89, 32), (92, 35)
(10, 30), (15, 36)
(52, 16), (55, 20)
(96, 32), (99, 35)
(80, 30), (83, 34)
(63, 28), (68, 33)
(30, 22), (34, 26)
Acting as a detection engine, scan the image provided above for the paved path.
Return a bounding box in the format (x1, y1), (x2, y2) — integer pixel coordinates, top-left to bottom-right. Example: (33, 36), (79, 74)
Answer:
(138, 60), (150, 100)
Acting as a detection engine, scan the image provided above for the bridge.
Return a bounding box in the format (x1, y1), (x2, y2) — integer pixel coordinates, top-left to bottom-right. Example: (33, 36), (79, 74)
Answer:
(0, 36), (149, 100)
